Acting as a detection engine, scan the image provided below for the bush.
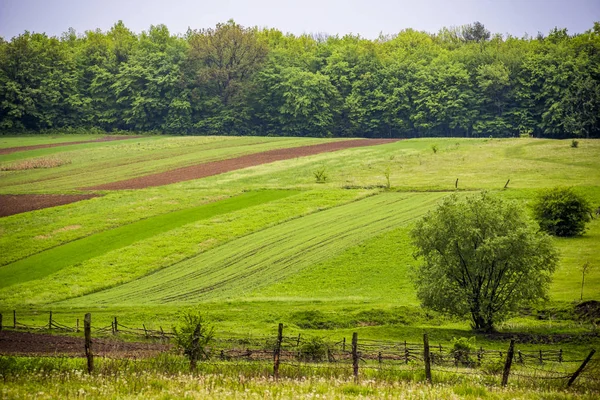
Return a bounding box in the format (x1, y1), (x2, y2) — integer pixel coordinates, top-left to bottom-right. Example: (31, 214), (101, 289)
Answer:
(431, 144), (438, 154)
(313, 167), (328, 183)
(298, 336), (329, 362)
(532, 187), (592, 237)
(571, 139), (579, 148)
(450, 337), (476, 367)
(172, 311), (214, 371)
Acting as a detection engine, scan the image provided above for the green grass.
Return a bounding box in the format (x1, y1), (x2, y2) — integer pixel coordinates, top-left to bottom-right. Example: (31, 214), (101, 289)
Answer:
(0, 355), (598, 399)
(62, 192), (446, 306)
(0, 135), (599, 352)
(0, 136), (341, 193)
(0, 134), (108, 149)
(0, 189), (370, 306)
(0, 190), (299, 289)
(169, 138), (600, 193)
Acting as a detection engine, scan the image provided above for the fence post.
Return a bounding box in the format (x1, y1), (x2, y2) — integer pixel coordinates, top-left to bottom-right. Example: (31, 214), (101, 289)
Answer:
(296, 333), (301, 359)
(567, 349), (596, 388)
(13, 310), (16, 329)
(273, 323), (283, 381)
(518, 350), (523, 364)
(0, 313), (2, 331)
(477, 347), (483, 366)
(423, 333), (432, 384)
(352, 332), (359, 383)
(378, 351), (382, 365)
(558, 349), (563, 363)
(113, 316), (118, 334)
(404, 340), (409, 364)
(76, 318), (79, 333)
(48, 311), (52, 330)
(84, 313), (93, 374)
(501, 339), (515, 387)
(143, 324), (148, 339)
(539, 349), (543, 364)
(342, 337), (346, 352)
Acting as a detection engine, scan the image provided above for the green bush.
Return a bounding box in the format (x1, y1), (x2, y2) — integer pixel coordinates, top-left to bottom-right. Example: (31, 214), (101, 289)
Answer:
(172, 311), (214, 371)
(571, 139), (579, 148)
(298, 336), (329, 362)
(313, 167), (328, 183)
(532, 187), (592, 237)
(450, 337), (476, 367)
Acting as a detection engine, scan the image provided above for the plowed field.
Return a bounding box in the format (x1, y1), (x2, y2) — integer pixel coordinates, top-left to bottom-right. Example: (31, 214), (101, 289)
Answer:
(0, 194), (99, 217)
(86, 139), (398, 190)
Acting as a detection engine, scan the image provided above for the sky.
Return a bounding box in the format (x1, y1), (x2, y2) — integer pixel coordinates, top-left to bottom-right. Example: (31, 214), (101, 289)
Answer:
(1, 0), (599, 40)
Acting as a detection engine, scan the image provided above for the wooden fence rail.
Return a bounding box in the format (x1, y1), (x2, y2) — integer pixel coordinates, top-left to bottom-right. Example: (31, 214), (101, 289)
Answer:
(1, 311), (596, 388)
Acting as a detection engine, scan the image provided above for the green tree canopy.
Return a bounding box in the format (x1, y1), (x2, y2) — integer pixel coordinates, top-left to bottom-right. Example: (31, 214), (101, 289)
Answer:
(532, 187), (593, 237)
(411, 193), (558, 332)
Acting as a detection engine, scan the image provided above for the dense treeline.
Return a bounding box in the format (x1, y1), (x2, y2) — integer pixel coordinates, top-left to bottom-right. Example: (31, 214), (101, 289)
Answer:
(1, 20), (599, 138)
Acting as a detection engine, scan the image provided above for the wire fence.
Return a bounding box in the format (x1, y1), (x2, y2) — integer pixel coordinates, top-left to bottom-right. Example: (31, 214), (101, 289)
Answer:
(1, 311), (597, 389)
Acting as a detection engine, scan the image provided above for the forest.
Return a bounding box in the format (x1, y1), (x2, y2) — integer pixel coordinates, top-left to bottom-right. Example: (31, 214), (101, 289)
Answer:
(0, 20), (599, 138)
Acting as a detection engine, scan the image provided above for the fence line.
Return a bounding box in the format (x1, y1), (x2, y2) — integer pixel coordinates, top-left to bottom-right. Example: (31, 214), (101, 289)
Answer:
(1, 311), (597, 389)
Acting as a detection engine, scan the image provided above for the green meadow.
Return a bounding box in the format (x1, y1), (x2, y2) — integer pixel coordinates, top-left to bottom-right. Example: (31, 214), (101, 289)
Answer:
(1, 135), (599, 351)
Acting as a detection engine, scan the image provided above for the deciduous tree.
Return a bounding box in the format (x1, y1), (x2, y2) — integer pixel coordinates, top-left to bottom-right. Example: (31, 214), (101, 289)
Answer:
(411, 193), (558, 332)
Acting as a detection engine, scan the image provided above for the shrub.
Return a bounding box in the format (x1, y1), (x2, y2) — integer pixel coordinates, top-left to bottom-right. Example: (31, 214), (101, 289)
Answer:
(431, 144), (438, 154)
(172, 311), (214, 371)
(450, 337), (476, 367)
(532, 187), (592, 237)
(298, 336), (329, 362)
(384, 166), (391, 189)
(313, 167), (328, 183)
(571, 139), (579, 148)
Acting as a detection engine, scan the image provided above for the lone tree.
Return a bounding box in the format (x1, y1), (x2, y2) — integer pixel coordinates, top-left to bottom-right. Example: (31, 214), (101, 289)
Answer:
(532, 187), (592, 237)
(411, 193), (558, 332)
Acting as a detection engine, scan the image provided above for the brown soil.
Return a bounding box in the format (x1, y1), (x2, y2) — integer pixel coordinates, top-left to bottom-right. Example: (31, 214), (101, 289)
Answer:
(0, 135), (141, 155)
(575, 300), (600, 323)
(0, 194), (100, 218)
(0, 330), (171, 358)
(483, 331), (599, 344)
(86, 139), (399, 190)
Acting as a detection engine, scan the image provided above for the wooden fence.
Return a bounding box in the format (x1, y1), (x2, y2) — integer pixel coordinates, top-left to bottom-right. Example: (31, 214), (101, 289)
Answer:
(1, 311), (597, 388)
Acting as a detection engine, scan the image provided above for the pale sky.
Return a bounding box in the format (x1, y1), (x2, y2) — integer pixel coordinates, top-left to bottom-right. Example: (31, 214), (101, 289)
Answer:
(1, 0), (599, 40)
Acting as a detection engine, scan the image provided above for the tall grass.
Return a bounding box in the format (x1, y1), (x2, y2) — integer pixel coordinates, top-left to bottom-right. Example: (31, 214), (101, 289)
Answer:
(1, 355), (597, 399)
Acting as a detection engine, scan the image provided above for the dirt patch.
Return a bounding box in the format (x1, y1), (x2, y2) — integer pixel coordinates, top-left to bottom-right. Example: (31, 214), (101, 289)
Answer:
(575, 300), (600, 324)
(0, 194), (100, 218)
(0, 330), (170, 358)
(0, 136), (141, 155)
(483, 331), (599, 345)
(86, 139), (399, 190)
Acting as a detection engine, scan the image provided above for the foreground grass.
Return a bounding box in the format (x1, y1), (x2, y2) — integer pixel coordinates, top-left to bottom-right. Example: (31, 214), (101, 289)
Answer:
(1, 355), (597, 399)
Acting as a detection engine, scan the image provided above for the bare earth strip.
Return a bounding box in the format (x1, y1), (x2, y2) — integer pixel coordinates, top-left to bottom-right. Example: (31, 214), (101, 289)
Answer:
(0, 136), (142, 155)
(86, 139), (399, 190)
(0, 194), (100, 217)
(0, 330), (170, 358)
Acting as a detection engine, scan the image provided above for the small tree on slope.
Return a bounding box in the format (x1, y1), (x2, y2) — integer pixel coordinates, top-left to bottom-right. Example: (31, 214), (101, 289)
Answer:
(411, 193), (558, 332)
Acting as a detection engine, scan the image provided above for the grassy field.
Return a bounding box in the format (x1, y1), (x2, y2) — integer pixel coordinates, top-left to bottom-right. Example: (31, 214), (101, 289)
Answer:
(1, 135), (599, 397)
(1, 354), (598, 399)
(0, 136), (341, 193)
